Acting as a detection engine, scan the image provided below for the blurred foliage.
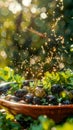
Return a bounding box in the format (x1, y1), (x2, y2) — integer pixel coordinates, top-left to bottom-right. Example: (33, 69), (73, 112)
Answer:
(0, 66), (24, 93)
(0, 0), (73, 79)
(0, 66), (24, 83)
(42, 69), (73, 89)
(0, 112), (21, 130)
(28, 115), (73, 130)
(1, 112), (73, 130)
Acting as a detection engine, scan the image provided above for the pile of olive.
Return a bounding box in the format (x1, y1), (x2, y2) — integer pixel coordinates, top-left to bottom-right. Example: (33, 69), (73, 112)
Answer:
(6, 80), (47, 105)
(0, 80), (73, 105)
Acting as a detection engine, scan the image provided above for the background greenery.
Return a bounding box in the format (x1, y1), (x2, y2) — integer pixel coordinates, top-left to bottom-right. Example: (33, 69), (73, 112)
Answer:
(0, 0), (73, 79)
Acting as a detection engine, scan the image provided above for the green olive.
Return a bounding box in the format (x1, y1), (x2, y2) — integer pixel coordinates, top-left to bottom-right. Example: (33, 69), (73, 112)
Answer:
(34, 87), (46, 98)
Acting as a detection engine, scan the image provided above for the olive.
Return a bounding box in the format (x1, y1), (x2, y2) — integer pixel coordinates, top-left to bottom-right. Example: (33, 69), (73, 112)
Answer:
(11, 96), (21, 102)
(24, 93), (33, 103)
(61, 99), (71, 105)
(22, 80), (34, 93)
(32, 96), (41, 105)
(22, 86), (30, 93)
(34, 87), (46, 98)
(0, 85), (11, 95)
(46, 95), (58, 105)
(14, 89), (28, 98)
(51, 84), (64, 95)
(5, 95), (21, 102)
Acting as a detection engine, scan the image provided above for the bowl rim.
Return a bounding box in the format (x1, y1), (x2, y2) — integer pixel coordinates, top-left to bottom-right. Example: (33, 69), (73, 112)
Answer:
(0, 99), (73, 123)
(0, 99), (73, 109)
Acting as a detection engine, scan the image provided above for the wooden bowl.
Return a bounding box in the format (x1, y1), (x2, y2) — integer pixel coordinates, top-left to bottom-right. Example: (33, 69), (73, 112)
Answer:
(0, 99), (73, 123)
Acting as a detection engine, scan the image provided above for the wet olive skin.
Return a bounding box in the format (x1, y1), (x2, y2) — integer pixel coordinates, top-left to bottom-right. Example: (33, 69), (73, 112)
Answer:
(51, 84), (64, 95)
(23, 93), (33, 104)
(14, 89), (28, 98)
(32, 96), (41, 105)
(46, 95), (58, 105)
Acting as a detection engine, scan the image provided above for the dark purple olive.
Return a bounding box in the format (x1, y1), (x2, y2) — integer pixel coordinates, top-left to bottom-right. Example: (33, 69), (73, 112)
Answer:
(14, 89), (28, 98)
(61, 99), (71, 105)
(32, 96), (41, 105)
(11, 96), (21, 102)
(46, 95), (58, 105)
(24, 93), (33, 103)
(0, 85), (11, 95)
(51, 84), (64, 95)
